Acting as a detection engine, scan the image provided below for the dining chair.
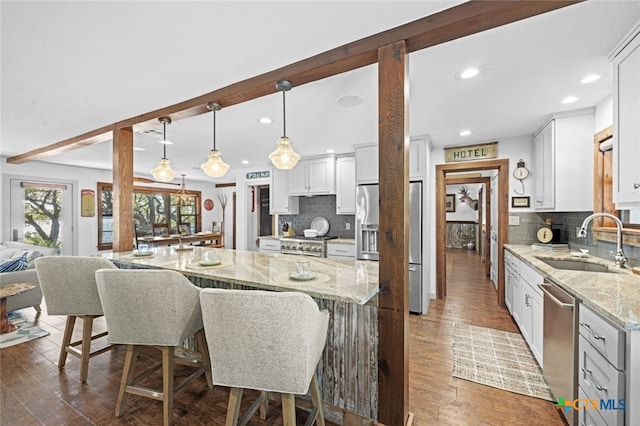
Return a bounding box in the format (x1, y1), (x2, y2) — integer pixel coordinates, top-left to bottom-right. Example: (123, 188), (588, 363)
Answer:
(199, 288), (329, 426)
(34, 256), (118, 382)
(95, 269), (213, 426)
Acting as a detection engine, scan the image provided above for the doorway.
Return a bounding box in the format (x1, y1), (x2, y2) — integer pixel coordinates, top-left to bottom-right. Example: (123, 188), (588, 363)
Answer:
(435, 159), (509, 306)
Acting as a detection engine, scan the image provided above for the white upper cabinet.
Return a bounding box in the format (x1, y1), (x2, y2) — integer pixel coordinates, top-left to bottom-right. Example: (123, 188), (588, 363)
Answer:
(288, 156), (336, 195)
(336, 156), (356, 215)
(356, 140), (426, 184)
(355, 144), (378, 184)
(270, 168), (299, 214)
(613, 25), (640, 207)
(532, 109), (595, 212)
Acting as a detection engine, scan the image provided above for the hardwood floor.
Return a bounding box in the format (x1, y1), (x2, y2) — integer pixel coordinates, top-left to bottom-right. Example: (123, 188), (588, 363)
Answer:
(1, 250), (565, 425)
(409, 249), (565, 425)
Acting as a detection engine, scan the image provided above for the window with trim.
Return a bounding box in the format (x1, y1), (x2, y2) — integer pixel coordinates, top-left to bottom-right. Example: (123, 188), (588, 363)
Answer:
(97, 182), (201, 250)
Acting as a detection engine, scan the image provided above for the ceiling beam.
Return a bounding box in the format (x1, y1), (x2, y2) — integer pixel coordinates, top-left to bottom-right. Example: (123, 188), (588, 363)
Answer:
(7, 0), (581, 164)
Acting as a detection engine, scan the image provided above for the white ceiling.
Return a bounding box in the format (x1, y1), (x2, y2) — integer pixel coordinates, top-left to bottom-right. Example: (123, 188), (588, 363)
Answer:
(2, 1), (640, 183)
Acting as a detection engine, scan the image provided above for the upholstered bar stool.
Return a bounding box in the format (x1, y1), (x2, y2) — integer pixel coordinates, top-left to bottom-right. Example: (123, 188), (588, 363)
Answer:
(35, 256), (118, 382)
(199, 288), (329, 426)
(95, 269), (213, 426)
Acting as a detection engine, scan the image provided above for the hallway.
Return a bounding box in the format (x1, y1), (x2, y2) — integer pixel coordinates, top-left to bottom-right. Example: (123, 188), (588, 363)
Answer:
(408, 248), (565, 425)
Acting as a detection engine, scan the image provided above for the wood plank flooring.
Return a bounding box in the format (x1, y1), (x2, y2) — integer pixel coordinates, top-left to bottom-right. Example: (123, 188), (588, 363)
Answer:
(1, 249), (565, 425)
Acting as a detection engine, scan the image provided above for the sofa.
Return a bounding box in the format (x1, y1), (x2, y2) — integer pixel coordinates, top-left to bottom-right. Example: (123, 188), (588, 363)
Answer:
(0, 241), (60, 312)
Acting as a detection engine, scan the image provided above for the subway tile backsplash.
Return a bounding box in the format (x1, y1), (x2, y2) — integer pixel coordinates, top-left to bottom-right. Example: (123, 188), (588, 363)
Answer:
(279, 195), (355, 238)
(508, 211), (638, 268)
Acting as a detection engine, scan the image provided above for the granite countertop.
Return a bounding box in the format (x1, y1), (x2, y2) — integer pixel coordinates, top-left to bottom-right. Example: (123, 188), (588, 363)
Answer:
(505, 244), (640, 331)
(105, 246), (378, 305)
(327, 238), (356, 245)
(258, 235), (281, 241)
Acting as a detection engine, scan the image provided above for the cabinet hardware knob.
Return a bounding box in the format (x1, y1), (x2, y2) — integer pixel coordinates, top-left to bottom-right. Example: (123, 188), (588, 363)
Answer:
(634, 182), (640, 189)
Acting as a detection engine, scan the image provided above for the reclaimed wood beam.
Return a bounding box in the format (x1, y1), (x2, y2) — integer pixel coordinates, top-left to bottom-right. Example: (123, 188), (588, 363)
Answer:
(112, 127), (134, 252)
(7, 0), (581, 164)
(377, 40), (409, 425)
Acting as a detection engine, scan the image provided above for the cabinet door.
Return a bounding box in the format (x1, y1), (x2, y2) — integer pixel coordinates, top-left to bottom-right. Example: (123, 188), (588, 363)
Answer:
(336, 156), (356, 214)
(520, 284), (533, 346)
(355, 145), (378, 184)
(512, 274), (522, 326)
(308, 157), (335, 194)
(270, 168), (299, 214)
(531, 290), (543, 367)
(533, 121), (555, 209)
(505, 268), (514, 314)
(613, 32), (640, 205)
(288, 161), (309, 195)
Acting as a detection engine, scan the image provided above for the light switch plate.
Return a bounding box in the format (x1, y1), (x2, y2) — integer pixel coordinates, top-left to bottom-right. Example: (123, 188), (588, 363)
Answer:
(508, 216), (520, 226)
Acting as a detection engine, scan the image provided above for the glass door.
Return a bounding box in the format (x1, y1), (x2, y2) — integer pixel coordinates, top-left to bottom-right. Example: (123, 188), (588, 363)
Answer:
(9, 178), (74, 254)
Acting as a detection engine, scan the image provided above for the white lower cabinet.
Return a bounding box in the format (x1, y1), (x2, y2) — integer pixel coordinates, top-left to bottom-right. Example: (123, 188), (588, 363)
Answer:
(504, 249), (543, 367)
(326, 242), (356, 260)
(578, 303), (626, 426)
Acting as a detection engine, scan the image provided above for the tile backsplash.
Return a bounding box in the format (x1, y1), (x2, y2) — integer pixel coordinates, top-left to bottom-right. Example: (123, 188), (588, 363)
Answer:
(279, 195), (355, 238)
(508, 211), (639, 268)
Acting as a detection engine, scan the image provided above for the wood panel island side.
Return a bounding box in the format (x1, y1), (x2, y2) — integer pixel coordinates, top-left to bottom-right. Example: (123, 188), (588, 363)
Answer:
(105, 246), (380, 421)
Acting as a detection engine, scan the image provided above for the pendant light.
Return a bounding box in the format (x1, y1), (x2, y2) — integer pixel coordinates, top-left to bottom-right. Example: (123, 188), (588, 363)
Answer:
(177, 174), (189, 201)
(151, 117), (177, 182)
(269, 80), (300, 169)
(201, 102), (230, 177)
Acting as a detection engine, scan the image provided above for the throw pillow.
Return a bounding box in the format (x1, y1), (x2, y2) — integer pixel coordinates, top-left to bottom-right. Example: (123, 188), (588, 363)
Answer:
(0, 255), (28, 273)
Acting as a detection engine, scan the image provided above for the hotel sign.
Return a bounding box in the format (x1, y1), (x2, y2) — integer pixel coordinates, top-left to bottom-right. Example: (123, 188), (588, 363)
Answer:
(445, 142), (498, 162)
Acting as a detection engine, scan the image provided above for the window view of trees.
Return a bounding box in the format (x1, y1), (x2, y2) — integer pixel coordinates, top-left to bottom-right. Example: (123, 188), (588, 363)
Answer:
(23, 188), (62, 248)
(97, 182), (201, 250)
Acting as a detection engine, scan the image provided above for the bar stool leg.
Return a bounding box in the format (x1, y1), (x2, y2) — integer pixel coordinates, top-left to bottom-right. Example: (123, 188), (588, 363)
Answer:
(195, 329), (213, 388)
(162, 346), (174, 426)
(281, 393), (296, 426)
(59, 316), (76, 369)
(116, 345), (139, 417)
(310, 375), (325, 426)
(79, 316), (94, 382)
(226, 387), (243, 426)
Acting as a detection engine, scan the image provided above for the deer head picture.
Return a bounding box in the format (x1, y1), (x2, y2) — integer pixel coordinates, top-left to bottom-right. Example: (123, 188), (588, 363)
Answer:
(458, 186), (479, 211)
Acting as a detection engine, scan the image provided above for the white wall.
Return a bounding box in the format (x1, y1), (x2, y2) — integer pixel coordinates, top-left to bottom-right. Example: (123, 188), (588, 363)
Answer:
(445, 184), (481, 222)
(1, 158), (223, 255)
(595, 94), (613, 132)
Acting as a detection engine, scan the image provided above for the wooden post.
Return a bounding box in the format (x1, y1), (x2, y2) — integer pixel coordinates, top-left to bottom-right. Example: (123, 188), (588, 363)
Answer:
(377, 40), (409, 426)
(113, 126), (134, 252)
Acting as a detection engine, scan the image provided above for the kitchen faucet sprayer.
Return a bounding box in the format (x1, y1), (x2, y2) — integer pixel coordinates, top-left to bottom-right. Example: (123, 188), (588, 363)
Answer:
(578, 213), (628, 268)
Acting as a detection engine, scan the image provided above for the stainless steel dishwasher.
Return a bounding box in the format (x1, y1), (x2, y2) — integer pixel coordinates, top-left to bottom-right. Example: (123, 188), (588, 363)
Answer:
(539, 280), (578, 426)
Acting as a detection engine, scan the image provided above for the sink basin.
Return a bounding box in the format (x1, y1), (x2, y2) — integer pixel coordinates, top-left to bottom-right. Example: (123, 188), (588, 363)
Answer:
(538, 258), (615, 273)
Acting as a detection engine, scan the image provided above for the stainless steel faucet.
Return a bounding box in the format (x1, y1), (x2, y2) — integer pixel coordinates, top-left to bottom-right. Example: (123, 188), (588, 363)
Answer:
(578, 213), (628, 268)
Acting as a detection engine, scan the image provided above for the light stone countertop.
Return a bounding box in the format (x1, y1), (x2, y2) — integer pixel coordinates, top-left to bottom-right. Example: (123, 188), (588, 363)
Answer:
(505, 244), (640, 330)
(327, 238), (356, 245)
(105, 246), (378, 305)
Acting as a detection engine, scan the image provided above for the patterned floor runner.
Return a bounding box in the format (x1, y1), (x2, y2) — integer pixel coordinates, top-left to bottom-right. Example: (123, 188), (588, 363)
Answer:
(452, 323), (553, 401)
(0, 311), (50, 349)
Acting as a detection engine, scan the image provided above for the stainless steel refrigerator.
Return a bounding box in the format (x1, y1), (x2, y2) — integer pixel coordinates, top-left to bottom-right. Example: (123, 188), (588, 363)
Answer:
(356, 182), (423, 313)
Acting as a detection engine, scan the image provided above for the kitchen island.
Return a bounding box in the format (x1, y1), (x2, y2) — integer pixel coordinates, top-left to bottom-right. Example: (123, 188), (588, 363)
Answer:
(106, 246), (380, 421)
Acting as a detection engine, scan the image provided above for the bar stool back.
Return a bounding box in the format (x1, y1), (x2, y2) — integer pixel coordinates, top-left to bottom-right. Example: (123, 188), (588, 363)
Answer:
(200, 288), (329, 426)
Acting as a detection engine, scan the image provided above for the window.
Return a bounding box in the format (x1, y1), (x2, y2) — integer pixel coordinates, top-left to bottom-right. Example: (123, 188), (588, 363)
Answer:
(97, 182), (201, 250)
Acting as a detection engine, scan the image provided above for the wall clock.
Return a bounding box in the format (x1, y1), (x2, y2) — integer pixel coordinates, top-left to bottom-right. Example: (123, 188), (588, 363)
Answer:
(203, 198), (214, 211)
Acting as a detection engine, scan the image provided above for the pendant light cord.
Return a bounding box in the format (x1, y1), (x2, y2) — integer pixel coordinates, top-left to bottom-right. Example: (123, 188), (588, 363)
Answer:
(162, 120), (168, 159)
(282, 89), (287, 137)
(213, 109), (217, 151)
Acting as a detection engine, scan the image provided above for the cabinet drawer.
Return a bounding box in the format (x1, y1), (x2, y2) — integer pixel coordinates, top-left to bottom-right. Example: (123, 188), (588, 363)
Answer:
(519, 261), (543, 296)
(327, 243), (356, 258)
(579, 304), (625, 370)
(504, 251), (519, 274)
(260, 239), (281, 251)
(578, 386), (608, 426)
(579, 335), (626, 426)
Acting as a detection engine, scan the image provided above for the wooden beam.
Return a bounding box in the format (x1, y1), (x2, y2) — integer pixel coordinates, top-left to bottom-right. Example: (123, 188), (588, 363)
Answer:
(112, 127), (134, 253)
(7, 0), (581, 164)
(377, 40), (409, 426)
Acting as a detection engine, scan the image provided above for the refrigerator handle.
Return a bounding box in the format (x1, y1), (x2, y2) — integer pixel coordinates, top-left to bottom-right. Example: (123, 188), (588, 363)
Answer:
(409, 266), (417, 272)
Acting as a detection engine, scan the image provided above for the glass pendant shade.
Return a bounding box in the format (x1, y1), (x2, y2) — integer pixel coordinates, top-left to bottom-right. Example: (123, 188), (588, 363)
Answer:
(269, 136), (300, 169)
(151, 158), (177, 182)
(151, 116), (176, 182)
(201, 149), (230, 177)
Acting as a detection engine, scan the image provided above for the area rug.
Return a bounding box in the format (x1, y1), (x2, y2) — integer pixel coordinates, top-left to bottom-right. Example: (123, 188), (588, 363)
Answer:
(451, 323), (553, 401)
(0, 311), (50, 349)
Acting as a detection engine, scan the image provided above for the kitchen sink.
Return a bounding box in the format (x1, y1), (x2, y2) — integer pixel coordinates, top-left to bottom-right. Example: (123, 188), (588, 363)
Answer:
(537, 258), (616, 273)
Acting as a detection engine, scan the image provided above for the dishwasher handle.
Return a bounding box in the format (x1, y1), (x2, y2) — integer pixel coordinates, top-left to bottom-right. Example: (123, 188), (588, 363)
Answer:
(538, 283), (574, 310)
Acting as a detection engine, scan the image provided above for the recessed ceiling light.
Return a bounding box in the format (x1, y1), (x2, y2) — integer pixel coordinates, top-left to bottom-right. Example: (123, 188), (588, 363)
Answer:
(580, 74), (601, 84)
(459, 130), (472, 136)
(562, 96), (578, 104)
(241, 160), (250, 165)
(326, 149), (335, 154)
(458, 68), (480, 80)
(133, 146), (146, 151)
(259, 117), (272, 124)
(336, 94), (364, 108)
(158, 140), (173, 145)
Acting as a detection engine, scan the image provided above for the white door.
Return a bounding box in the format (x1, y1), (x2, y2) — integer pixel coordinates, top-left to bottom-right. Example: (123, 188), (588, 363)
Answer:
(490, 174), (498, 288)
(9, 178), (74, 255)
